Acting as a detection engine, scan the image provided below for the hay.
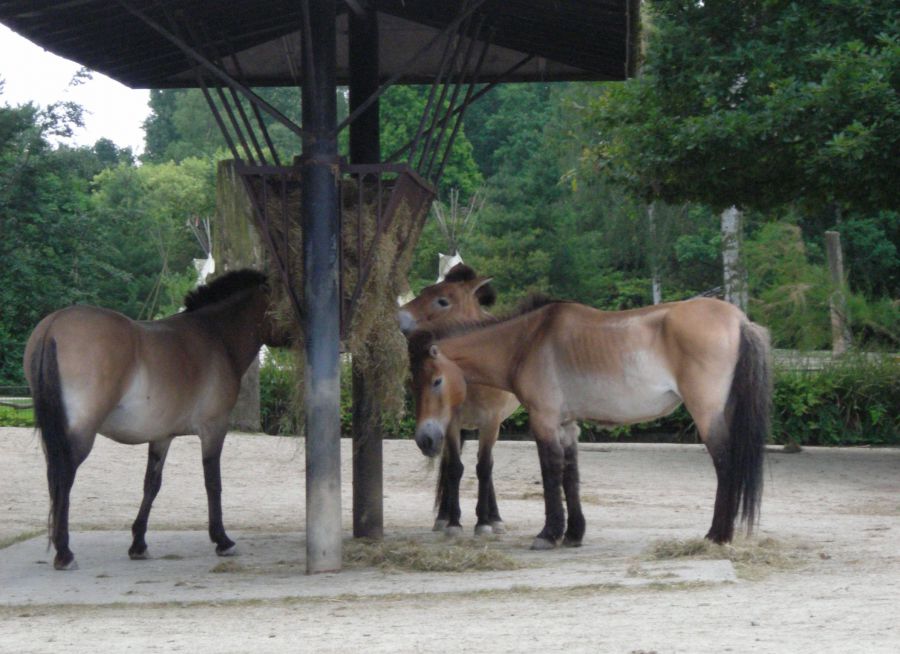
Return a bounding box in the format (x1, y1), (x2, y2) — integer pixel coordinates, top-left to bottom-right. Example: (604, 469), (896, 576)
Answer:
(239, 165), (432, 431)
(644, 536), (806, 580)
(343, 538), (521, 573)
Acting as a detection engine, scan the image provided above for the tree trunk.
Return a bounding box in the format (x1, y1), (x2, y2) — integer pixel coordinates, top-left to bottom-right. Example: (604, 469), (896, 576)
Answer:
(825, 230), (852, 356)
(648, 201), (662, 304)
(721, 205), (748, 312)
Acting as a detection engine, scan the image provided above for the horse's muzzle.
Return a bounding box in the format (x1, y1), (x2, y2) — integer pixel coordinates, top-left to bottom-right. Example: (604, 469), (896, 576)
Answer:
(397, 310), (417, 336)
(414, 420), (444, 457)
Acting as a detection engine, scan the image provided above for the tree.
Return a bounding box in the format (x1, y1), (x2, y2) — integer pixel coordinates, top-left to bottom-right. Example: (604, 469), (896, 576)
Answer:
(583, 0), (899, 215)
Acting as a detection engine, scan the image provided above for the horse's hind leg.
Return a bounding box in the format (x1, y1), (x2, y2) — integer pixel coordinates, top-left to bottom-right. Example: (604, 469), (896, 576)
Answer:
(474, 415), (504, 535)
(129, 437), (173, 560)
(679, 373), (736, 543)
(561, 422), (585, 547)
(200, 428), (236, 556)
(48, 432), (94, 571)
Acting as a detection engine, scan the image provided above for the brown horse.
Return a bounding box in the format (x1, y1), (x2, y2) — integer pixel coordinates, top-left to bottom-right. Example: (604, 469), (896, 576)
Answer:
(398, 264), (518, 535)
(24, 270), (289, 570)
(408, 296), (771, 549)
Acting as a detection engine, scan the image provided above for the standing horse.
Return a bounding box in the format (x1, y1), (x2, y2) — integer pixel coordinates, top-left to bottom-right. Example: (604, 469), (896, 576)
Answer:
(24, 269), (289, 570)
(408, 296), (771, 549)
(398, 264), (519, 535)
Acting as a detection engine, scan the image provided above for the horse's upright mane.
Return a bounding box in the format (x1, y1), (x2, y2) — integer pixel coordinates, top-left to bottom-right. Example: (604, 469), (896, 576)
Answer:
(183, 269), (268, 312)
(414, 292), (567, 346)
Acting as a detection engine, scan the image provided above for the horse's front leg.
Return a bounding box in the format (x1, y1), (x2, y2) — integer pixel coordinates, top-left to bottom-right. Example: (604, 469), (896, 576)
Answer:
(474, 414), (504, 536)
(439, 417), (465, 536)
(129, 437), (173, 560)
(531, 418), (565, 550)
(200, 428), (236, 556)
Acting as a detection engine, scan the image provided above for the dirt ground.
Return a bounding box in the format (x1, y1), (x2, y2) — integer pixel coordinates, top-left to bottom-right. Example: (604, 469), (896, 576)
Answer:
(1, 426), (898, 653)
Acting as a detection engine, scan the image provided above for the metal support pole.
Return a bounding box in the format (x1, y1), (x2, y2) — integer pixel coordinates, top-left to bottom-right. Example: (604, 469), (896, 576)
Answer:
(348, 5), (383, 540)
(301, 0), (342, 574)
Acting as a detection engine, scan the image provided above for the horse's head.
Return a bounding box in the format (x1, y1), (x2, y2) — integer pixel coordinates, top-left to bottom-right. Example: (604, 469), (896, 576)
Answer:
(397, 263), (495, 336)
(408, 332), (467, 457)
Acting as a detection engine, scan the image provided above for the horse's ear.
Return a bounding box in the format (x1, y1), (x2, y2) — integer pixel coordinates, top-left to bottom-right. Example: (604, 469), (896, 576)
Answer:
(429, 344), (440, 359)
(472, 277), (496, 307)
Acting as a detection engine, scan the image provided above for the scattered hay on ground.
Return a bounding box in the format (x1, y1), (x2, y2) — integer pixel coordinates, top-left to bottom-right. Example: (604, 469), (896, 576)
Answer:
(644, 536), (806, 580)
(210, 560), (246, 574)
(343, 538), (522, 573)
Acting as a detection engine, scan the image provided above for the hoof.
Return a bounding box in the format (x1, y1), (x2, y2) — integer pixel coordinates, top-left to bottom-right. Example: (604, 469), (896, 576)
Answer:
(444, 525), (464, 538)
(530, 536), (558, 551)
(216, 544), (238, 557)
(432, 518), (449, 532)
(128, 549), (149, 561)
(490, 520), (506, 534)
(563, 536), (583, 548)
(474, 524), (494, 537)
(54, 557), (78, 571)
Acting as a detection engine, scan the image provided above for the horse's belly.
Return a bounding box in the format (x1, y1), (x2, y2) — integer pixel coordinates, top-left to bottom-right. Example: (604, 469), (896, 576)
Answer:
(561, 365), (681, 425)
(97, 370), (194, 443)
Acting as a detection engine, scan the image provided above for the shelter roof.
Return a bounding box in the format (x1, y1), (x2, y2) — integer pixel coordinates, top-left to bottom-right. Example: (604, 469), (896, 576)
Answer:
(0, 1), (638, 88)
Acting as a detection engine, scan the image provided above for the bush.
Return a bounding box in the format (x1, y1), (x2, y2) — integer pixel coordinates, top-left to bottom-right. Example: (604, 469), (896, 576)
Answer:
(0, 405), (34, 428)
(772, 355), (899, 446)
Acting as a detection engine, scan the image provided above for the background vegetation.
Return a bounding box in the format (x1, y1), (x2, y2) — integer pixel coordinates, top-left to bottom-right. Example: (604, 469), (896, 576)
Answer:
(1, 1), (896, 443)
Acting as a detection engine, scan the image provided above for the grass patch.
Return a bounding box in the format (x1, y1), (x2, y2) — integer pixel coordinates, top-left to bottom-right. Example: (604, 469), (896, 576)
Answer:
(343, 538), (522, 573)
(644, 536), (806, 580)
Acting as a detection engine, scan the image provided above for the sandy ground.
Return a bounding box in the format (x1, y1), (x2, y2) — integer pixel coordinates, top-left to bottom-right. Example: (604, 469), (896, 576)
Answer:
(1, 426), (898, 653)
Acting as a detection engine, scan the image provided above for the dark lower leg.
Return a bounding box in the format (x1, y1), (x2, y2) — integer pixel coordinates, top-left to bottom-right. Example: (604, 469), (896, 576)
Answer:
(562, 442), (585, 546)
(203, 455), (235, 553)
(475, 456), (494, 528)
(705, 439), (736, 544)
(444, 444), (464, 529)
(129, 442), (169, 559)
(52, 481), (75, 570)
(435, 452), (451, 524)
(535, 439), (565, 545)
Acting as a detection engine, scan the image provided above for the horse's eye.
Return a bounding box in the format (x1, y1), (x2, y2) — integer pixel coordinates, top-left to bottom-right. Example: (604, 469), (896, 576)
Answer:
(432, 377), (443, 389)
(436, 297), (450, 308)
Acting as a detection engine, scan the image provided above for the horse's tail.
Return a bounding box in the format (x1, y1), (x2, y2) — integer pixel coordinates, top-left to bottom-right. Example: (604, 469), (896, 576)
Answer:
(724, 320), (772, 535)
(29, 336), (74, 543)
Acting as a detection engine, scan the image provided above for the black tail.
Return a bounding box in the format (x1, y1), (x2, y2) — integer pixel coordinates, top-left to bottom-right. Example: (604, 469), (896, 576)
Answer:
(724, 322), (772, 535)
(30, 337), (74, 543)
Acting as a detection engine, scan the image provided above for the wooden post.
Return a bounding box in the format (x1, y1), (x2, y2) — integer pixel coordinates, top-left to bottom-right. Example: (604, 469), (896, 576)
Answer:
(825, 230), (851, 356)
(721, 205), (748, 312)
(349, 5), (384, 540)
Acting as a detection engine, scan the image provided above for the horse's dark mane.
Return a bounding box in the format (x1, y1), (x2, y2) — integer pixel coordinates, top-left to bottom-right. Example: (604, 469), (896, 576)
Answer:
(183, 269), (268, 312)
(442, 264), (476, 283)
(408, 293), (566, 363)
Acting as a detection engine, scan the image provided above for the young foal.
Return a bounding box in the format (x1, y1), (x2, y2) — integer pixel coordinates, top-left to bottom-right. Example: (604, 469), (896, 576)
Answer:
(398, 264), (519, 535)
(24, 270), (289, 570)
(408, 297), (771, 549)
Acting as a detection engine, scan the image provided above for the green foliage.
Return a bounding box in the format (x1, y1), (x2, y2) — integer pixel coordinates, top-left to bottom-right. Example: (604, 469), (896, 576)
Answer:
(259, 350), (302, 436)
(584, 0), (900, 214)
(772, 356), (899, 445)
(0, 406), (33, 428)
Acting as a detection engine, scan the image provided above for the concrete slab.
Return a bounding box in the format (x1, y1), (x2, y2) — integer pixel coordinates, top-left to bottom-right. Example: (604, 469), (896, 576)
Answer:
(0, 530), (737, 607)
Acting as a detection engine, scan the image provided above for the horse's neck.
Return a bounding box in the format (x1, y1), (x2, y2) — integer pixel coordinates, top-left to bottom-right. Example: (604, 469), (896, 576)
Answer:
(441, 315), (535, 391)
(198, 293), (265, 373)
